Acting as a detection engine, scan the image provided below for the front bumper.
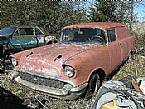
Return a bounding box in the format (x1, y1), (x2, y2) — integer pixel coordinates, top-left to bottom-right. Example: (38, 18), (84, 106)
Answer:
(10, 70), (88, 99)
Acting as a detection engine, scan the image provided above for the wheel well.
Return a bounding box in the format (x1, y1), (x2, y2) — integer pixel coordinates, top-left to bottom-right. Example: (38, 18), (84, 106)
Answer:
(85, 68), (106, 95)
(89, 68), (106, 81)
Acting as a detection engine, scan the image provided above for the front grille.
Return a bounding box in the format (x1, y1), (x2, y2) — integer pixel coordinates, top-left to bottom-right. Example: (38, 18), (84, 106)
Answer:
(19, 72), (66, 89)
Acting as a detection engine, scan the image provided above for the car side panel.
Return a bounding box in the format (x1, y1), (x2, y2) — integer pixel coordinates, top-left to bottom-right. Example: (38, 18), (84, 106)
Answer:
(107, 41), (122, 71)
(65, 46), (111, 85)
(119, 37), (131, 61)
(69, 27), (134, 86)
(116, 27), (135, 61)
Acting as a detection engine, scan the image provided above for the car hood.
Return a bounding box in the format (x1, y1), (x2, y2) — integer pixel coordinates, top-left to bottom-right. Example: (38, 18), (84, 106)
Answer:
(26, 43), (92, 61)
(0, 25), (16, 36)
(16, 43), (96, 78)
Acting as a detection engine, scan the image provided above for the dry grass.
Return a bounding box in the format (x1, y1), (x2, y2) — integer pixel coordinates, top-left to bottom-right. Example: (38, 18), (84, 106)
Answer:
(112, 54), (145, 80)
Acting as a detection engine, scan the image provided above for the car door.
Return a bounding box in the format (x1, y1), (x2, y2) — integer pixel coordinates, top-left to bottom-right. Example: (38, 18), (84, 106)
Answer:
(10, 28), (23, 51)
(11, 27), (37, 51)
(106, 28), (122, 71)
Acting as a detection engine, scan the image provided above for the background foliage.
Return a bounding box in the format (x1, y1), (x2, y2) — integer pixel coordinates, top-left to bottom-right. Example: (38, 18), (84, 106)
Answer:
(0, 0), (137, 33)
(0, 1), (145, 109)
(2, 0), (143, 49)
(0, 1), (86, 33)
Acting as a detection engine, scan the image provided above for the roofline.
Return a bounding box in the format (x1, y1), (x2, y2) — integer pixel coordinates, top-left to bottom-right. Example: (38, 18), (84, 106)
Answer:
(63, 22), (126, 30)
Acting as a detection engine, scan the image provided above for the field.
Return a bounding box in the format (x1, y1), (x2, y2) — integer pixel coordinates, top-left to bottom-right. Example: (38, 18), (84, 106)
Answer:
(0, 24), (145, 109)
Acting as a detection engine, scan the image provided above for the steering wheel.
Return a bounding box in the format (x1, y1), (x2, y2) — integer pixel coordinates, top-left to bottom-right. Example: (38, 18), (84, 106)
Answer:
(91, 35), (105, 43)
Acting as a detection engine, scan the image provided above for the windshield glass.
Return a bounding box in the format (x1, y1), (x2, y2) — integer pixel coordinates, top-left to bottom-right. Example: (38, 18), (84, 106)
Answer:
(60, 28), (106, 44)
(0, 26), (16, 36)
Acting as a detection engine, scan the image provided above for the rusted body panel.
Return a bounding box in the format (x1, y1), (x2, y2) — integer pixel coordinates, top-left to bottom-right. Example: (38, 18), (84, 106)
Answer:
(10, 22), (135, 99)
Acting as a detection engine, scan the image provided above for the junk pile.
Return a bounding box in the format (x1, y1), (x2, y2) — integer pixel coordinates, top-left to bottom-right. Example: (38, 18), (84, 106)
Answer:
(87, 76), (145, 109)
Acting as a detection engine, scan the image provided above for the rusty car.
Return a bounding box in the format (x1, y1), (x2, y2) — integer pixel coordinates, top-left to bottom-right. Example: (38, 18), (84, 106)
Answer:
(9, 22), (135, 100)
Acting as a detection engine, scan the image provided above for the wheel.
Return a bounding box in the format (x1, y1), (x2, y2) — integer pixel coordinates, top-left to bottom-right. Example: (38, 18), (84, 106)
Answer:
(85, 74), (101, 98)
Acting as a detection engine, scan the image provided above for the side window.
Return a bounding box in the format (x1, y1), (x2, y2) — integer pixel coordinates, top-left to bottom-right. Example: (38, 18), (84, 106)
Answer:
(19, 28), (34, 35)
(35, 28), (43, 35)
(107, 29), (116, 42)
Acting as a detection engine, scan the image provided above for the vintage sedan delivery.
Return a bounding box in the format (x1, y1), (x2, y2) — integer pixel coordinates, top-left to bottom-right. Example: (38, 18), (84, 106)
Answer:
(10, 22), (135, 100)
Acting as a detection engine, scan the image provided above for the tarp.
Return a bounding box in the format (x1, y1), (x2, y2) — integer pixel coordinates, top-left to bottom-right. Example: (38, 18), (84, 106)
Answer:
(87, 76), (145, 109)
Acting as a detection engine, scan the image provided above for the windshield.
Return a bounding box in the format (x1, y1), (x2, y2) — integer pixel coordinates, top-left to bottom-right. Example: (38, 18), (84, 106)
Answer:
(60, 28), (106, 44)
(0, 26), (16, 36)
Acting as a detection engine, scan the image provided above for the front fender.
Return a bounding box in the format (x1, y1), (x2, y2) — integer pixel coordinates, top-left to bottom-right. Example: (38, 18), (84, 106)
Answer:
(64, 47), (110, 85)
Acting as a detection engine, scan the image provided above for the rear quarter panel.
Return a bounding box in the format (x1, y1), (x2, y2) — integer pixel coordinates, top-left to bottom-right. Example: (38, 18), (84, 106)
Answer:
(116, 26), (135, 51)
(116, 26), (135, 60)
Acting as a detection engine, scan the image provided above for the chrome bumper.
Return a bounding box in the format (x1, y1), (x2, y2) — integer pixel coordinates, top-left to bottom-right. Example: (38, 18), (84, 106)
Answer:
(10, 70), (88, 97)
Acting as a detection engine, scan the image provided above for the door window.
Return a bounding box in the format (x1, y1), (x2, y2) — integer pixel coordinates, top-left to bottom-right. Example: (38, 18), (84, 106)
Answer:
(107, 29), (116, 42)
(19, 28), (34, 35)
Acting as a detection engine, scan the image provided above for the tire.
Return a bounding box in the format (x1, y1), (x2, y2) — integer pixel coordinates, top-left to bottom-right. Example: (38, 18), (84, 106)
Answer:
(85, 74), (101, 98)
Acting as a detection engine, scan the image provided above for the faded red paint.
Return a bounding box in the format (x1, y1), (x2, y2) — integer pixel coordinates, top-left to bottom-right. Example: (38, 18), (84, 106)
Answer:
(11, 22), (135, 99)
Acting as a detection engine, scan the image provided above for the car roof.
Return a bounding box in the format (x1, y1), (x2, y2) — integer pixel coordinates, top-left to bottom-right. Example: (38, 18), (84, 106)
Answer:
(63, 22), (126, 30)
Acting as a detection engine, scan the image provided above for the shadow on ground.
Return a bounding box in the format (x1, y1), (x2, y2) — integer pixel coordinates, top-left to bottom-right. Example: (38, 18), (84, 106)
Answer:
(0, 86), (28, 109)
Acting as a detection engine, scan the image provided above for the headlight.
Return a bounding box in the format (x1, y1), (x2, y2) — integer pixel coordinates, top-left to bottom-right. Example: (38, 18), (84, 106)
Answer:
(63, 65), (75, 78)
(11, 57), (17, 66)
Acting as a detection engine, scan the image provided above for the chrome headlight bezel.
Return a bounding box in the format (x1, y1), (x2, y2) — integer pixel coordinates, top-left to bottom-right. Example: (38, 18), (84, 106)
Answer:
(11, 57), (17, 66)
(63, 65), (75, 78)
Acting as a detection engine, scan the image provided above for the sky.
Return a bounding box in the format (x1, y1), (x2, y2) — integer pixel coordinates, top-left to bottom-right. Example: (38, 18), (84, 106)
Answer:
(134, 0), (145, 21)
